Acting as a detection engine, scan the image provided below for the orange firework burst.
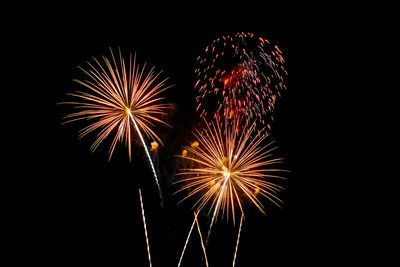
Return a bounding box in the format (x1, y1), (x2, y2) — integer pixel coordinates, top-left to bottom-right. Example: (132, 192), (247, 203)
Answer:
(61, 47), (172, 161)
(175, 119), (286, 224)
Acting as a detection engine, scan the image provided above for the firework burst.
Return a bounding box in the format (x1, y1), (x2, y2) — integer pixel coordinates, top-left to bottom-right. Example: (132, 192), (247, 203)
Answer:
(61, 48), (172, 205)
(62, 47), (172, 161)
(175, 119), (286, 225)
(194, 32), (287, 131)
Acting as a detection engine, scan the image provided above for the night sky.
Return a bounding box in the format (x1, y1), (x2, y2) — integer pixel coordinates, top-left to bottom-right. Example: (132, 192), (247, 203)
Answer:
(53, 12), (350, 267)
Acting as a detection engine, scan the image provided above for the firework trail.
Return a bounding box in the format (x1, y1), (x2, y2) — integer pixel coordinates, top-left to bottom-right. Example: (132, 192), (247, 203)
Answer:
(194, 32), (287, 132)
(232, 213), (244, 267)
(61, 47), (171, 203)
(177, 212), (197, 267)
(195, 214), (209, 267)
(175, 119), (286, 246)
(130, 113), (163, 204)
(177, 212), (209, 267)
(139, 188), (152, 267)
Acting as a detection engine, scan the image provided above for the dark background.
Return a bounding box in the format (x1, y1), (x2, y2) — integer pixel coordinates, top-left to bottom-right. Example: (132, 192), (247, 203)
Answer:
(52, 10), (355, 267)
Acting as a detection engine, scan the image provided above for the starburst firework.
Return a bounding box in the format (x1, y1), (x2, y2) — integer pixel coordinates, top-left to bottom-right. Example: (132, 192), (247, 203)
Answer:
(62, 47), (172, 161)
(175, 119), (286, 225)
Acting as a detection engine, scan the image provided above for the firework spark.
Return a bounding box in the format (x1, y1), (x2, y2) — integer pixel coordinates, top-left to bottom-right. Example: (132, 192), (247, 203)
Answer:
(194, 32), (287, 131)
(175, 119), (286, 227)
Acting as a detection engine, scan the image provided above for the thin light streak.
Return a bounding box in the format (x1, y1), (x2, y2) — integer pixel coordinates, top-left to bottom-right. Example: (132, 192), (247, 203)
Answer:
(232, 213), (244, 267)
(195, 214), (209, 267)
(139, 188), (152, 267)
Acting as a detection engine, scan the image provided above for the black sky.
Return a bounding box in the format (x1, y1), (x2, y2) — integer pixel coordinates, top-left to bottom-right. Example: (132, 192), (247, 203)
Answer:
(51, 10), (352, 267)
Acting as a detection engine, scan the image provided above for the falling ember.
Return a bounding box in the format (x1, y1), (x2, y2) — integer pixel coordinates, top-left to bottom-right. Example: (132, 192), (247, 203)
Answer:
(150, 141), (159, 151)
(224, 77), (230, 86)
(194, 32), (287, 131)
(175, 119), (286, 225)
(191, 141), (199, 147)
(181, 149), (188, 157)
(229, 110), (235, 119)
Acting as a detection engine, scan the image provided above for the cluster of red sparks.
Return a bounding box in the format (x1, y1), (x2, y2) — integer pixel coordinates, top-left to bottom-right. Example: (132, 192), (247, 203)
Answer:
(194, 32), (287, 132)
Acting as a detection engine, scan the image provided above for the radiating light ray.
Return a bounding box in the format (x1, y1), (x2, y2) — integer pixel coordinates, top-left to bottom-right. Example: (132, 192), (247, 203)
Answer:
(205, 174), (229, 246)
(175, 119), (286, 226)
(232, 213), (244, 267)
(139, 188), (152, 267)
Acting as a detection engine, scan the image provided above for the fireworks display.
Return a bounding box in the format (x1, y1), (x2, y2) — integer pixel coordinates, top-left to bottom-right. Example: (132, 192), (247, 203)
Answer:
(175, 119), (286, 225)
(194, 32), (287, 131)
(59, 30), (289, 267)
(62, 47), (172, 161)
